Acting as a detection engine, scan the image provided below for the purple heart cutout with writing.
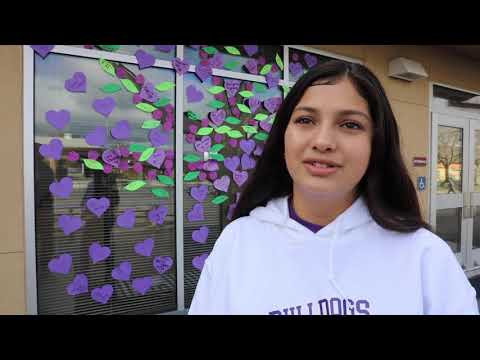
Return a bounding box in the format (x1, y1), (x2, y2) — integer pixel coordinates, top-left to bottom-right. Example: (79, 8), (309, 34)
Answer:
(48, 254), (72, 274)
(187, 203), (204, 222)
(132, 277), (153, 295)
(195, 62), (212, 82)
(224, 79), (241, 97)
(116, 209), (136, 229)
(65, 72), (87, 93)
(148, 129), (169, 147)
(191, 184), (208, 202)
(147, 149), (166, 169)
(248, 97), (261, 113)
(289, 62), (304, 77)
(186, 84), (204, 103)
(102, 149), (120, 168)
(86, 197), (110, 218)
(195, 136), (211, 153)
(233, 170), (249, 187)
(259, 121), (272, 132)
(266, 72), (280, 89)
(245, 59), (258, 74)
(213, 175), (230, 192)
(148, 206), (168, 225)
(91, 285), (113, 304)
(135, 49), (156, 69)
(209, 109), (226, 126)
(304, 53), (318, 68)
(46, 110), (71, 131)
(112, 261), (132, 281)
(134, 238), (154, 257)
(224, 156), (240, 172)
(264, 97), (282, 114)
(89, 242), (111, 264)
(67, 274), (88, 296)
(172, 57), (190, 75)
(241, 154), (256, 170)
(239, 139), (256, 155)
(49, 177), (73, 198)
(192, 226), (209, 244)
(203, 160), (219, 172)
(153, 256), (174, 274)
(39, 138), (63, 160)
(139, 82), (160, 103)
(92, 97), (116, 118)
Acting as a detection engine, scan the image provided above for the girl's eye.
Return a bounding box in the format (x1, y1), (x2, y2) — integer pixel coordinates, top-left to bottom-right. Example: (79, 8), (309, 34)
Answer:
(294, 117), (312, 124)
(341, 121), (362, 130)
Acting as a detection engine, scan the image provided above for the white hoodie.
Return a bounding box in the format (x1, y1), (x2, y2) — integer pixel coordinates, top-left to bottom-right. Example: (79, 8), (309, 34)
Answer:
(188, 196), (478, 315)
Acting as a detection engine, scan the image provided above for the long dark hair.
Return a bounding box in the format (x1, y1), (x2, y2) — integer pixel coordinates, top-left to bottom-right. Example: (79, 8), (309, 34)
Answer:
(232, 60), (431, 233)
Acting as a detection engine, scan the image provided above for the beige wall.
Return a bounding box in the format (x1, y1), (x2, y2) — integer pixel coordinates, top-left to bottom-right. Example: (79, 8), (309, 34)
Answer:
(0, 45), (25, 314)
(2, 45), (480, 314)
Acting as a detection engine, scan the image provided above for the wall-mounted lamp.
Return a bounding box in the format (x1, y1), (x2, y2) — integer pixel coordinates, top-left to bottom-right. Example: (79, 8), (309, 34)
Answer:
(388, 57), (428, 82)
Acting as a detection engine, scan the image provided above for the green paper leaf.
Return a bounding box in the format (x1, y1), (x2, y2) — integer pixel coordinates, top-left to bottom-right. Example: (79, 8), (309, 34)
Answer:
(275, 53), (284, 71)
(120, 78), (139, 93)
(187, 111), (201, 121)
(260, 64), (272, 75)
(155, 81), (175, 92)
(83, 159), (104, 171)
(224, 46), (240, 55)
(210, 153), (225, 162)
(154, 98), (171, 107)
(237, 103), (252, 114)
(203, 46), (217, 55)
(197, 127), (213, 136)
(124, 180), (146, 191)
(184, 171), (200, 181)
(184, 154), (202, 163)
(157, 175), (174, 186)
(224, 61), (239, 71)
(152, 188), (169, 198)
(212, 195), (229, 205)
(209, 100), (225, 109)
(100, 83), (122, 93)
(208, 86), (225, 95)
(254, 113), (269, 121)
(254, 132), (269, 141)
(99, 58), (116, 77)
(225, 116), (241, 125)
(227, 130), (243, 139)
(98, 45), (120, 52)
(242, 125), (258, 134)
(129, 143), (149, 153)
(214, 125), (231, 134)
(136, 103), (157, 113)
(239, 90), (254, 98)
(254, 83), (267, 93)
(210, 144), (224, 153)
(282, 85), (290, 94)
(139, 147), (156, 162)
(142, 120), (161, 129)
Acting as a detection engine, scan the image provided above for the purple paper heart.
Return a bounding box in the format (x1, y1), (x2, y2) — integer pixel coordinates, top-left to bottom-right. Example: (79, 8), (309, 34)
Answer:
(224, 156), (240, 172)
(224, 79), (241, 98)
(67, 274), (88, 296)
(134, 238), (154, 257)
(213, 175), (230, 192)
(116, 209), (136, 229)
(209, 109), (226, 126)
(239, 139), (256, 155)
(31, 45), (55, 59)
(203, 160), (219, 172)
(241, 154), (256, 170)
(148, 206), (168, 225)
(192, 253), (209, 271)
(112, 261), (132, 281)
(85, 126), (108, 147)
(139, 81), (160, 103)
(111, 120), (131, 140)
(92, 97), (116, 118)
(266, 72), (280, 89)
(49, 177), (73, 198)
(264, 97), (282, 114)
(39, 138), (63, 160)
(46, 110), (71, 131)
(153, 256), (174, 274)
(91, 285), (113, 304)
(195, 136), (211, 153)
(304, 53), (318, 68)
(233, 170), (249, 187)
(210, 53), (224, 69)
(48, 254), (72, 274)
(245, 59), (258, 74)
(192, 226), (209, 244)
(135, 49), (156, 69)
(187, 203), (204, 222)
(58, 215), (84, 236)
(254, 144), (264, 156)
(191, 184), (208, 202)
(195, 62), (213, 82)
(147, 149), (166, 169)
(248, 97), (261, 113)
(259, 121), (272, 132)
(186, 84), (204, 103)
(289, 62), (304, 77)
(172, 57), (190, 75)
(89, 242), (111, 264)
(86, 197), (110, 218)
(243, 45), (258, 57)
(132, 276), (153, 295)
(155, 45), (175, 53)
(102, 149), (120, 168)
(148, 129), (169, 147)
(65, 72), (87, 93)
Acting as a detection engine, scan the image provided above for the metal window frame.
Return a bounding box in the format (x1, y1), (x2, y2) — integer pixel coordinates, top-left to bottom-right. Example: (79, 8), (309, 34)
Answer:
(23, 44), (361, 314)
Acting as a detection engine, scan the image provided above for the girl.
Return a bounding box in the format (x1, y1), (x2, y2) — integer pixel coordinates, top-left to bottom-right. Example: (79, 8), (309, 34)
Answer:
(189, 60), (479, 315)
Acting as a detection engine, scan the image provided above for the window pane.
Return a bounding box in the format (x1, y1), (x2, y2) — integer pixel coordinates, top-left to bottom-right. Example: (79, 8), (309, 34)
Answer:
(72, 45), (176, 62)
(433, 85), (480, 117)
(181, 72), (282, 306)
(436, 208), (462, 253)
(34, 52), (177, 314)
(289, 48), (339, 82)
(437, 126), (463, 194)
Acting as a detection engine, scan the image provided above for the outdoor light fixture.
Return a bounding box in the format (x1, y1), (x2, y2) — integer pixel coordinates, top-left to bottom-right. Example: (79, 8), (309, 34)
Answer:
(388, 57), (428, 81)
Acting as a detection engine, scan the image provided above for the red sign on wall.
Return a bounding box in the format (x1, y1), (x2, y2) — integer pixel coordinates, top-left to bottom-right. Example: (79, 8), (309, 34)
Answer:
(413, 157), (427, 167)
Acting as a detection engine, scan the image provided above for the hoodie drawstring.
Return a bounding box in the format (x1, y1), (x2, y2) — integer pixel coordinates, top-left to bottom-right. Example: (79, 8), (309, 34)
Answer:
(328, 216), (347, 299)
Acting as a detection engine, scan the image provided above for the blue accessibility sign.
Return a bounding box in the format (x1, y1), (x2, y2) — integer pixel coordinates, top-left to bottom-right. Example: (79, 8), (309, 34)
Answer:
(417, 176), (426, 191)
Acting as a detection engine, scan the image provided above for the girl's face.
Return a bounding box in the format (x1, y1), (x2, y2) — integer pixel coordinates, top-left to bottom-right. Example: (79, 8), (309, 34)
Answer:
(284, 77), (374, 200)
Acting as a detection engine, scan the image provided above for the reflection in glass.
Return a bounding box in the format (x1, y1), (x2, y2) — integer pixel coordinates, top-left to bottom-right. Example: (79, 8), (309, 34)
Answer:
(437, 126), (463, 194)
(72, 45), (176, 62)
(289, 48), (344, 82)
(436, 208), (462, 253)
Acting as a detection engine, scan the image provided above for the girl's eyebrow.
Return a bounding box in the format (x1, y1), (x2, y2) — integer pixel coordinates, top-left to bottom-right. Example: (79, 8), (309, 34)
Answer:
(293, 106), (371, 122)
